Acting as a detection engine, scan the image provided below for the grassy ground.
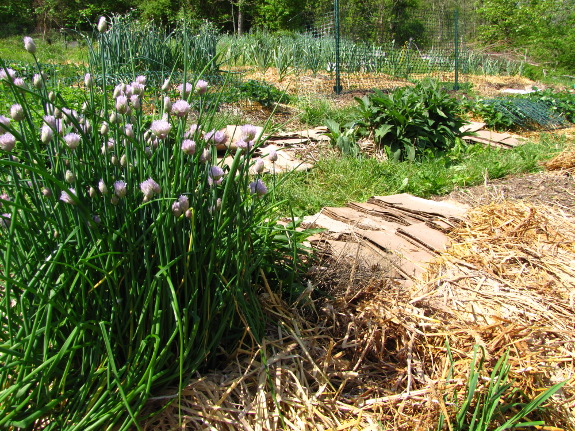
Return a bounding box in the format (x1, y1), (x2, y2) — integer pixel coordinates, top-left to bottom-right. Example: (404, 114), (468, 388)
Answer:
(0, 33), (87, 64)
(274, 134), (570, 215)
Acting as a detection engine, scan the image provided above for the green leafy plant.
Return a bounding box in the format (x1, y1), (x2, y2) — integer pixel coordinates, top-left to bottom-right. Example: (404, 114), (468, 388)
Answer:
(325, 118), (362, 158)
(437, 344), (567, 431)
(354, 79), (470, 161)
(236, 79), (288, 107)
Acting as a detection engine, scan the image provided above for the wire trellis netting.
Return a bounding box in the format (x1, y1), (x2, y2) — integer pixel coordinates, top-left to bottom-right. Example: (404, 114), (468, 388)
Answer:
(311, 2), (473, 94)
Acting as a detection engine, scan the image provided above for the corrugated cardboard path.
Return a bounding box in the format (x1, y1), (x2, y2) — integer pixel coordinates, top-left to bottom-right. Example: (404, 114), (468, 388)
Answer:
(302, 194), (469, 287)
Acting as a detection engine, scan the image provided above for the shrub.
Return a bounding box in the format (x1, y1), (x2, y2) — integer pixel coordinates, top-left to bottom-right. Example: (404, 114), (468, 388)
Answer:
(0, 30), (306, 429)
(353, 79), (470, 161)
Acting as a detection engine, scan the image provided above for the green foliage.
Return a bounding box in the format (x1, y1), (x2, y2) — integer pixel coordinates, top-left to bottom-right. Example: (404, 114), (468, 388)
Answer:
(438, 344), (567, 430)
(324, 119), (362, 158)
(354, 80), (469, 161)
(236, 79), (288, 107)
(89, 15), (219, 79)
(0, 36), (309, 429)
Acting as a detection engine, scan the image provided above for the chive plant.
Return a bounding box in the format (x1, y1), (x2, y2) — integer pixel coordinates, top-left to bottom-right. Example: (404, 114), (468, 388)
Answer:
(0, 21), (304, 430)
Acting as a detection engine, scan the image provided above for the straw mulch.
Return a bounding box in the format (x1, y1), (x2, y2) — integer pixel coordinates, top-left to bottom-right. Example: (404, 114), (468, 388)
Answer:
(144, 199), (575, 430)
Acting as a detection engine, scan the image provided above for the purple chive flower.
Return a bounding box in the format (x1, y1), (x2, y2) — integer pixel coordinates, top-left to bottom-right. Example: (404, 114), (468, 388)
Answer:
(92, 214), (101, 224)
(253, 157), (265, 174)
(171, 100), (190, 118)
(195, 80), (208, 95)
(236, 139), (253, 152)
(249, 179), (268, 197)
(43, 115), (56, 129)
(0, 133), (16, 151)
(181, 139), (196, 155)
(64, 133), (81, 150)
(60, 188), (77, 205)
(0, 68), (17, 82)
(0, 115), (10, 133)
(177, 82), (193, 97)
(184, 124), (199, 138)
(10, 104), (24, 121)
(151, 119), (171, 139)
(0, 213), (11, 229)
(268, 149), (278, 162)
(205, 129), (227, 146)
(98, 179), (108, 195)
(140, 178), (161, 201)
(172, 201), (183, 217)
(23, 36), (36, 54)
(241, 124), (258, 141)
(13, 78), (26, 89)
(97, 16), (107, 33)
(116, 95), (128, 114)
(178, 195), (189, 212)
(208, 165), (225, 186)
(113, 181), (127, 198)
(135, 75), (147, 85)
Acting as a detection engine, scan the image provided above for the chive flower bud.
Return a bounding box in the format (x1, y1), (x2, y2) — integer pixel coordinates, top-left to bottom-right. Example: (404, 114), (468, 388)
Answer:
(124, 123), (134, 139)
(84, 73), (93, 87)
(65, 170), (76, 183)
(89, 186), (97, 198)
(23, 36), (36, 54)
(98, 179), (108, 195)
(161, 78), (170, 91)
(253, 157), (265, 174)
(41, 125), (53, 144)
(199, 148), (210, 163)
(120, 154), (127, 167)
(33, 74), (43, 89)
(163, 96), (172, 113)
(100, 122), (109, 135)
(0, 213), (11, 229)
(0, 68), (16, 82)
(97, 16), (107, 33)
(115, 95), (128, 114)
(10, 104), (24, 121)
(268, 149), (278, 162)
(42, 187), (52, 197)
(208, 165), (225, 186)
(130, 95), (141, 110)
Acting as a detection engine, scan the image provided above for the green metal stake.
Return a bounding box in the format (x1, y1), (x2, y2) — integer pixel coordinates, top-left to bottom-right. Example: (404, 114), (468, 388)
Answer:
(454, 8), (460, 91)
(334, 0), (342, 94)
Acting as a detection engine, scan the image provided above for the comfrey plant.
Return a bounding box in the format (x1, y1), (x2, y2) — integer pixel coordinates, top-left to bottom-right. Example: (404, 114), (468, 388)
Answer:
(0, 28), (306, 430)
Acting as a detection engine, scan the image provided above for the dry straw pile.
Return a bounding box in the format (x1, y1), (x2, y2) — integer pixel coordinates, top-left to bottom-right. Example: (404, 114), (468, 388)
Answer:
(145, 200), (575, 430)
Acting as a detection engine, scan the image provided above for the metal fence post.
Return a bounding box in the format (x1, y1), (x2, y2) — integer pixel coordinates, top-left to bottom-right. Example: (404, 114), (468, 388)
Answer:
(334, 0), (342, 94)
(454, 8), (459, 90)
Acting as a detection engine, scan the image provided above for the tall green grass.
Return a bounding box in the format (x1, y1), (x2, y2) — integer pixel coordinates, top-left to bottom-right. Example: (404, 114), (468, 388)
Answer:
(0, 26), (306, 429)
